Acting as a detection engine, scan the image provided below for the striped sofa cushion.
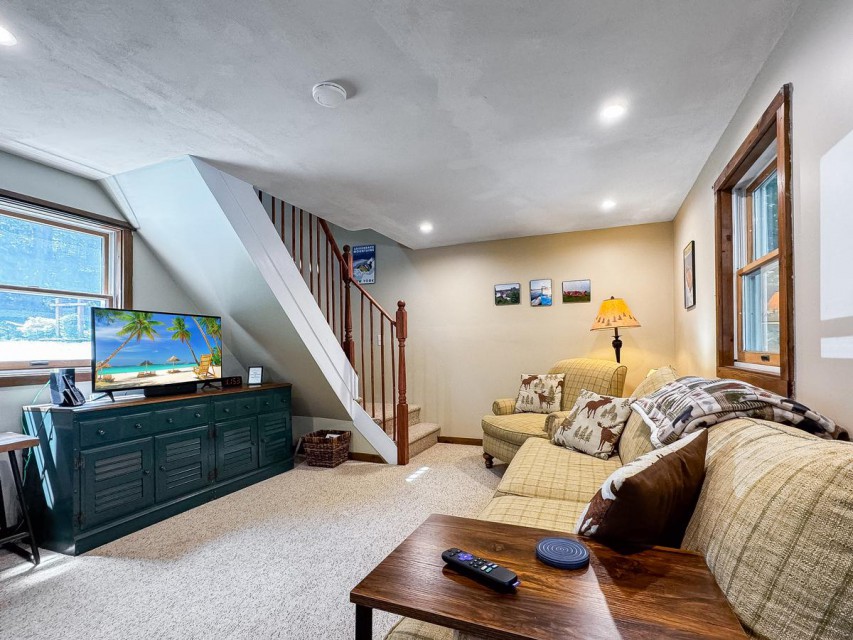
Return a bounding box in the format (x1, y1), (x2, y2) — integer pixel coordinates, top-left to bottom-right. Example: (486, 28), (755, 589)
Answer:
(547, 358), (627, 411)
(683, 419), (853, 640)
(618, 366), (678, 465)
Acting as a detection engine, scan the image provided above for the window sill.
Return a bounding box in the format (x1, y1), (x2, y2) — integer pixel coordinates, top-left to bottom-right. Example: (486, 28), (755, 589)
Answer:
(0, 369), (91, 388)
(716, 365), (790, 397)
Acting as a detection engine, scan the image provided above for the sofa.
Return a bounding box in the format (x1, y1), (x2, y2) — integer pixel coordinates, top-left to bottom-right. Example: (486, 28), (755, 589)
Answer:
(481, 358), (626, 468)
(387, 368), (853, 640)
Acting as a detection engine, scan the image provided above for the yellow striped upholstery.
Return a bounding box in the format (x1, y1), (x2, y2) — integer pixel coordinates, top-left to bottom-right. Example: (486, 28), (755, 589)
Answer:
(491, 398), (516, 416)
(479, 495), (584, 533)
(618, 366), (678, 465)
(494, 437), (621, 503)
(386, 617), (453, 640)
(683, 419), (853, 640)
(481, 413), (548, 446)
(547, 358), (627, 410)
(482, 433), (522, 464)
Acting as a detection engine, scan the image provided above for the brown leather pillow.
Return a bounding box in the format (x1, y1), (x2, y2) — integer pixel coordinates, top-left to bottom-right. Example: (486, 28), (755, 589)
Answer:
(576, 429), (708, 548)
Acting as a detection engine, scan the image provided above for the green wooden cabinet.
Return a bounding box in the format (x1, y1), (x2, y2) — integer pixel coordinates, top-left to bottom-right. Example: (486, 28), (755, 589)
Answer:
(23, 384), (292, 555)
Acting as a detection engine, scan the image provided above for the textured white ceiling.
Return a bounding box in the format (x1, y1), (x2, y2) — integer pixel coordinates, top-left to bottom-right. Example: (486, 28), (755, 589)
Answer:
(0, 1), (799, 248)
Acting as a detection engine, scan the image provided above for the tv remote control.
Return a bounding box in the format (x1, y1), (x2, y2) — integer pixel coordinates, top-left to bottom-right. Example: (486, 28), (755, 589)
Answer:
(441, 548), (520, 590)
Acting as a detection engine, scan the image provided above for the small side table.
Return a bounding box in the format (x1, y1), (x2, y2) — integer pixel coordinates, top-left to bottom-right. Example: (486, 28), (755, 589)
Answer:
(0, 432), (41, 566)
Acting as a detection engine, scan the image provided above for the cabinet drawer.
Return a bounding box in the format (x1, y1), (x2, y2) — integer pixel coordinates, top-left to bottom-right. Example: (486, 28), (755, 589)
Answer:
(117, 411), (154, 438)
(153, 403), (209, 432)
(214, 397), (258, 420)
(80, 417), (122, 448)
(258, 391), (290, 414)
(234, 396), (258, 418)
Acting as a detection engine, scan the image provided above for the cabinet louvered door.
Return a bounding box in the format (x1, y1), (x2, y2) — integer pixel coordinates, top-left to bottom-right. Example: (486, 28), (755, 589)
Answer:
(215, 417), (259, 480)
(154, 426), (212, 502)
(259, 413), (291, 466)
(80, 439), (155, 529)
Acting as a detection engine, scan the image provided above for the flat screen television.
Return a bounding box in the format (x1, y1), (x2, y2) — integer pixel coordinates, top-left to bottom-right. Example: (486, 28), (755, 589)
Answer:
(91, 308), (223, 393)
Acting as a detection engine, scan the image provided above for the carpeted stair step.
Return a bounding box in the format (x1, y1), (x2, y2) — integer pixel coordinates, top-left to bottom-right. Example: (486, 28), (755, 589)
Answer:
(408, 422), (440, 458)
(365, 403), (421, 435)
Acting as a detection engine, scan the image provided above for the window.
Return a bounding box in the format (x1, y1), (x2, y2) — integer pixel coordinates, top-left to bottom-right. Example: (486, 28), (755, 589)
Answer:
(714, 85), (793, 396)
(0, 193), (132, 382)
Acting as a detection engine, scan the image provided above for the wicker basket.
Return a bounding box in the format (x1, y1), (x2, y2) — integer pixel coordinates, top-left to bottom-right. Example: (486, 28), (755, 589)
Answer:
(303, 430), (351, 468)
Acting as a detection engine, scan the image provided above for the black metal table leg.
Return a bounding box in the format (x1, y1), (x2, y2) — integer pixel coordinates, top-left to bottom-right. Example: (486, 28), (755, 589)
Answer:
(7, 450), (39, 565)
(355, 604), (373, 640)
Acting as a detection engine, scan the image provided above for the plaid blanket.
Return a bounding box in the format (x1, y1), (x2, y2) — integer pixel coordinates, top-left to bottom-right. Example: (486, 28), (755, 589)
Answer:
(631, 376), (845, 448)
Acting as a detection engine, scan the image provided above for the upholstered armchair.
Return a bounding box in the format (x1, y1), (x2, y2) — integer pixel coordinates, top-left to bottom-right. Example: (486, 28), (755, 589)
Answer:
(482, 358), (627, 468)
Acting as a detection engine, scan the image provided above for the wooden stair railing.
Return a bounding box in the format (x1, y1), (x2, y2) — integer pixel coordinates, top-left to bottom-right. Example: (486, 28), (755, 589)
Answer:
(257, 190), (410, 464)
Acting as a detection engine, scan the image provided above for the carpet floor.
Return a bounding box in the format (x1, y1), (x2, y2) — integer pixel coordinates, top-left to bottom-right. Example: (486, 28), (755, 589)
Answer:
(0, 444), (502, 639)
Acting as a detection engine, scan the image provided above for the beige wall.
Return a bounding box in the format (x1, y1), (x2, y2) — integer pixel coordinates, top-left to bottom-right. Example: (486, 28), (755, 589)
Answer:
(673, 0), (853, 425)
(334, 222), (675, 439)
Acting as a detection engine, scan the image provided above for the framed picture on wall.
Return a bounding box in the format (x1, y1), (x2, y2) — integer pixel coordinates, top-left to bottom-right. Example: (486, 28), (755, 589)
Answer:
(684, 240), (696, 309)
(352, 244), (376, 285)
(530, 279), (552, 306)
(494, 283), (521, 305)
(562, 279), (591, 303)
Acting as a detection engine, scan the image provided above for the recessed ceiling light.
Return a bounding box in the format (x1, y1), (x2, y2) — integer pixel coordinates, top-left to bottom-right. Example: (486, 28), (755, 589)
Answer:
(601, 199), (616, 211)
(312, 82), (347, 108)
(0, 25), (17, 47)
(599, 102), (627, 124)
(419, 221), (433, 234)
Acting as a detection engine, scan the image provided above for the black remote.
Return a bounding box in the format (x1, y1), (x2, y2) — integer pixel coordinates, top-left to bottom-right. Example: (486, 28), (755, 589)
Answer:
(441, 548), (520, 590)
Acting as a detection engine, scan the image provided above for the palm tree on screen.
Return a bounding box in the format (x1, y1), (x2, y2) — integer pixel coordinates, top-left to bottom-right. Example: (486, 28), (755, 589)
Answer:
(168, 316), (199, 365)
(96, 312), (163, 372)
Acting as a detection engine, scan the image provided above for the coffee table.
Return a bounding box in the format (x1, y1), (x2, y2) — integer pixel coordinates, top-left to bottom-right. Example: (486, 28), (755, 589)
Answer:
(350, 514), (746, 639)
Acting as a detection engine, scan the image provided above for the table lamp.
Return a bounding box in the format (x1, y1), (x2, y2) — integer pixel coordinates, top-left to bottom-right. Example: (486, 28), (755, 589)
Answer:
(590, 296), (641, 363)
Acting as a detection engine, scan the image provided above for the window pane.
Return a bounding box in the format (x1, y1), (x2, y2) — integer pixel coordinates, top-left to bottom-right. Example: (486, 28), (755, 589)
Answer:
(0, 289), (104, 363)
(742, 260), (780, 355)
(0, 213), (105, 294)
(752, 171), (778, 258)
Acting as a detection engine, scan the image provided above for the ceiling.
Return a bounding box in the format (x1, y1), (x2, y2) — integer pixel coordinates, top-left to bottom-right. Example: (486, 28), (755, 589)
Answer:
(0, 1), (800, 248)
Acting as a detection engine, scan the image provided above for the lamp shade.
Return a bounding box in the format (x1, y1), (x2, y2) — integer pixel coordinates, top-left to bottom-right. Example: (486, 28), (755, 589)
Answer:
(590, 297), (641, 331)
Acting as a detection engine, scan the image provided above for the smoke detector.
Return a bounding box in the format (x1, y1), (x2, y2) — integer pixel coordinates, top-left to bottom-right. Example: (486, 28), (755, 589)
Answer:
(312, 82), (347, 108)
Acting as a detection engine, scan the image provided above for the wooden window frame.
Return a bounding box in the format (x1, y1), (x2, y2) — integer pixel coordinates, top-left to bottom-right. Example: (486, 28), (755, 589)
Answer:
(0, 188), (133, 387)
(714, 84), (793, 396)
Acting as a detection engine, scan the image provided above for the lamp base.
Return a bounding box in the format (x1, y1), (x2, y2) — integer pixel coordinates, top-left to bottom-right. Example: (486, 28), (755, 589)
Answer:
(612, 328), (623, 364)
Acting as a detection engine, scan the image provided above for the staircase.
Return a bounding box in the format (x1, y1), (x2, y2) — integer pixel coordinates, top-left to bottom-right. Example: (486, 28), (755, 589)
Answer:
(257, 190), (441, 461)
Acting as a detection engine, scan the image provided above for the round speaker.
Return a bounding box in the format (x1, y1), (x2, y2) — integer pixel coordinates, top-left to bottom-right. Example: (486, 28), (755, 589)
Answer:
(536, 537), (590, 570)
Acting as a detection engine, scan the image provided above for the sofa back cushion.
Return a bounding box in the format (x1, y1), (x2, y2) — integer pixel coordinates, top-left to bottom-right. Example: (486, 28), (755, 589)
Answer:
(618, 366), (678, 465)
(548, 358), (627, 411)
(682, 419), (853, 640)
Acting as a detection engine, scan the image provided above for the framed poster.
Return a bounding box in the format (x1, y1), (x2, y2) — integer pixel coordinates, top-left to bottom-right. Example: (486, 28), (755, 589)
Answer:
(494, 283), (520, 305)
(684, 240), (696, 309)
(247, 366), (264, 386)
(561, 279), (591, 303)
(352, 244), (376, 285)
(530, 279), (552, 306)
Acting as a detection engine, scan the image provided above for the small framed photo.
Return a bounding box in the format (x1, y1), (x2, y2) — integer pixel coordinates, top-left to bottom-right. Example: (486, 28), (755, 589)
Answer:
(247, 366), (264, 386)
(352, 244), (376, 285)
(562, 279), (591, 303)
(530, 279), (552, 306)
(684, 240), (696, 309)
(494, 283), (520, 305)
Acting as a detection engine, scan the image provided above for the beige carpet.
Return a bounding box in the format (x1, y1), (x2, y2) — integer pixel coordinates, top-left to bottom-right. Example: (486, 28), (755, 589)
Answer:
(0, 444), (501, 639)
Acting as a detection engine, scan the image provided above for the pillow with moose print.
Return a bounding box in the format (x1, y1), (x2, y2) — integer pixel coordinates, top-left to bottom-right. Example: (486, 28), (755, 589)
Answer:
(514, 373), (565, 414)
(552, 390), (632, 459)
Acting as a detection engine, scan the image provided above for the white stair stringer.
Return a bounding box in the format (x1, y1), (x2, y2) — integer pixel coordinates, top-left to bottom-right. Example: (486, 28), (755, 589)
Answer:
(105, 156), (397, 464)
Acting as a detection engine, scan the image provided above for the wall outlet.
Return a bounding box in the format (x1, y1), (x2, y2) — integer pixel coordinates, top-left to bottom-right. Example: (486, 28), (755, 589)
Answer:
(376, 334), (382, 347)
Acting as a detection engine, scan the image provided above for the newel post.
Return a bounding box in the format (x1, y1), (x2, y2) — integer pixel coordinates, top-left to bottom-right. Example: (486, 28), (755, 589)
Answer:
(396, 300), (409, 465)
(342, 245), (355, 365)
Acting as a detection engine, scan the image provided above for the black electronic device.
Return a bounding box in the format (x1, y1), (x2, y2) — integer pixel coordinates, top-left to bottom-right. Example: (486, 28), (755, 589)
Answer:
(222, 376), (243, 388)
(60, 375), (86, 407)
(441, 548), (520, 591)
(535, 537), (590, 570)
(49, 368), (75, 405)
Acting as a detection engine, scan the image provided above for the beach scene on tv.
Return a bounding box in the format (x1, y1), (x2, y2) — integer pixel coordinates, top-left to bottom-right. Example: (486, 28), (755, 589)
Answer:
(93, 309), (222, 391)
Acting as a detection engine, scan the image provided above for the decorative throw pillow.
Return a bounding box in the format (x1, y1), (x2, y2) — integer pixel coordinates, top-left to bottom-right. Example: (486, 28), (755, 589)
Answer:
(575, 429), (708, 547)
(631, 365), (677, 399)
(514, 373), (564, 414)
(551, 390), (633, 459)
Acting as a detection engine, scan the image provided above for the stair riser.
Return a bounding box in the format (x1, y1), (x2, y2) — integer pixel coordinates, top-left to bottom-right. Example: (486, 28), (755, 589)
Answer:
(409, 431), (439, 458)
(372, 408), (421, 433)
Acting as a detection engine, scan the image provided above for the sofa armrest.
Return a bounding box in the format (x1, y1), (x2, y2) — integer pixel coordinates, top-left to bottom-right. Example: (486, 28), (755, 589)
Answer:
(492, 398), (517, 415)
(544, 411), (573, 439)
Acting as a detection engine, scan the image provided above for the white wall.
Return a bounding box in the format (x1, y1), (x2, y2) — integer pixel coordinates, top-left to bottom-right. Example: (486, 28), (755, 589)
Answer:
(332, 221), (676, 439)
(673, 0), (853, 425)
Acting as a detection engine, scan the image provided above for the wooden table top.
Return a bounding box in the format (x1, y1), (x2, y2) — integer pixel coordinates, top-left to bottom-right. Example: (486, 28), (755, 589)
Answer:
(0, 432), (40, 453)
(351, 514), (746, 640)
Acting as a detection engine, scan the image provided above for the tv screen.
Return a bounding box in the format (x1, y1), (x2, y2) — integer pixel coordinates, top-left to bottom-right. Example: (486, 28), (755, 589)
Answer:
(92, 308), (222, 392)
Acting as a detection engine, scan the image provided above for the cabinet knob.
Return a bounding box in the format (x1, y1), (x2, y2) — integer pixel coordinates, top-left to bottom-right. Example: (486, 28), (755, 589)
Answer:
(143, 470), (151, 476)
(167, 418), (174, 424)
(224, 408), (231, 414)
(262, 438), (269, 444)
(97, 429), (105, 436)
(134, 423), (143, 429)
(251, 441), (256, 446)
(244, 404), (250, 410)
(159, 465), (166, 471)
(194, 413), (202, 418)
